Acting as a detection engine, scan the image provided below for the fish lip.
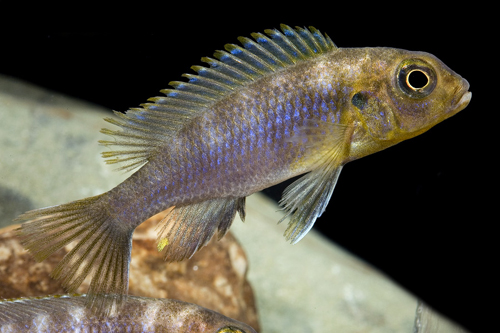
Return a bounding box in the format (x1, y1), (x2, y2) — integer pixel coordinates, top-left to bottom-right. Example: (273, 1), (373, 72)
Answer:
(456, 90), (472, 109)
(449, 79), (471, 114)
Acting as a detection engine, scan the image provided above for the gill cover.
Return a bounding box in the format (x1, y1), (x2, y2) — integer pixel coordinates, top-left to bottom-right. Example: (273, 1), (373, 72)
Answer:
(351, 90), (397, 140)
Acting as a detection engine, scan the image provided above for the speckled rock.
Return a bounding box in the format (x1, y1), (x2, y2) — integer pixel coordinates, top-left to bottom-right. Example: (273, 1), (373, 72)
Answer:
(0, 215), (259, 331)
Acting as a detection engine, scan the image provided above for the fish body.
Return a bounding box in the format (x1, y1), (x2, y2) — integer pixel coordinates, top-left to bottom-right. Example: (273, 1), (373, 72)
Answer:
(15, 25), (471, 311)
(0, 294), (256, 333)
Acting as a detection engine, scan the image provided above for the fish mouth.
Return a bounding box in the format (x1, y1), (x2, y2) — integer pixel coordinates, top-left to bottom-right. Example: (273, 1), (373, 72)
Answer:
(456, 90), (472, 109)
(449, 79), (471, 115)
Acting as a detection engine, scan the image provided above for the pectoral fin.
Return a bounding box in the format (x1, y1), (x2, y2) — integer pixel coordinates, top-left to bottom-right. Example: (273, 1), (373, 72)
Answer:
(280, 120), (352, 244)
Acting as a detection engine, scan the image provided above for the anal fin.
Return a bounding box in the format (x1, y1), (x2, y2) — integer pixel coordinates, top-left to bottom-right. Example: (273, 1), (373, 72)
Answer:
(156, 197), (246, 261)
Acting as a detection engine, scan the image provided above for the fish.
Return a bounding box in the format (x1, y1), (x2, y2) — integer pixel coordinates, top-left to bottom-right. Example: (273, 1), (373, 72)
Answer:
(14, 24), (471, 312)
(0, 294), (257, 333)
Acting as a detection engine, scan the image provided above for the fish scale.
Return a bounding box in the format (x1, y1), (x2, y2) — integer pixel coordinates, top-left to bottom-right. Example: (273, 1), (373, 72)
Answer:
(14, 24), (471, 314)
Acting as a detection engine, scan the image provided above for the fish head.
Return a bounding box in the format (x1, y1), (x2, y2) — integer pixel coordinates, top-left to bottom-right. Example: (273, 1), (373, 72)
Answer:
(186, 307), (258, 333)
(351, 48), (471, 144)
(216, 327), (258, 333)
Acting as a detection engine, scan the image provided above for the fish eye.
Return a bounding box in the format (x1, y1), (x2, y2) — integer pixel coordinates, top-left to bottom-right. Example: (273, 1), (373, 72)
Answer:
(407, 69), (429, 90)
(397, 59), (437, 99)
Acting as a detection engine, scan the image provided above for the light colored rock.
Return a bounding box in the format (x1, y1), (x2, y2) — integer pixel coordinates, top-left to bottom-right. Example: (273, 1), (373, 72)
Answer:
(0, 74), (467, 332)
(0, 75), (128, 221)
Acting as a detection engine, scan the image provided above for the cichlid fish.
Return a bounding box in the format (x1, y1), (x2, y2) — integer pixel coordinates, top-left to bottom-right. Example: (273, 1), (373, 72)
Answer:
(0, 294), (257, 332)
(15, 24), (471, 312)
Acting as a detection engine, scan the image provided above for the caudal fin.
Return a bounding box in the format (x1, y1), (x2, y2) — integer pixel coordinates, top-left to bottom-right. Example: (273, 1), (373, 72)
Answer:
(14, 194), (134, 314)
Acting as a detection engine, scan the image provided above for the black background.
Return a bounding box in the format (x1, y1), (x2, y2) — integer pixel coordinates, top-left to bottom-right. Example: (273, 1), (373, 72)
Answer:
(0, 4), (493, 332)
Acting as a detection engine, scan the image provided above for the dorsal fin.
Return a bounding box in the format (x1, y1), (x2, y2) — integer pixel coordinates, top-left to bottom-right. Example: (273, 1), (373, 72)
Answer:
(99, 24), (337, 171)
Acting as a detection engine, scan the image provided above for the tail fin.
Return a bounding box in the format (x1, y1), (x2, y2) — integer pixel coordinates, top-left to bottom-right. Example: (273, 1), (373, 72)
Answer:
(14, 194), (134, 314)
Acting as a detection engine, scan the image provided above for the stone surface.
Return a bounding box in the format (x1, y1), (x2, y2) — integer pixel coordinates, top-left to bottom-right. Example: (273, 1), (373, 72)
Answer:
(0, 74), (468, 332)
(0, 219), (259, 331)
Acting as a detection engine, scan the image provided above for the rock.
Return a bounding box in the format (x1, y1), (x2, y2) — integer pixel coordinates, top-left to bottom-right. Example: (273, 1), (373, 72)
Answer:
(0, 217), (259, 331)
